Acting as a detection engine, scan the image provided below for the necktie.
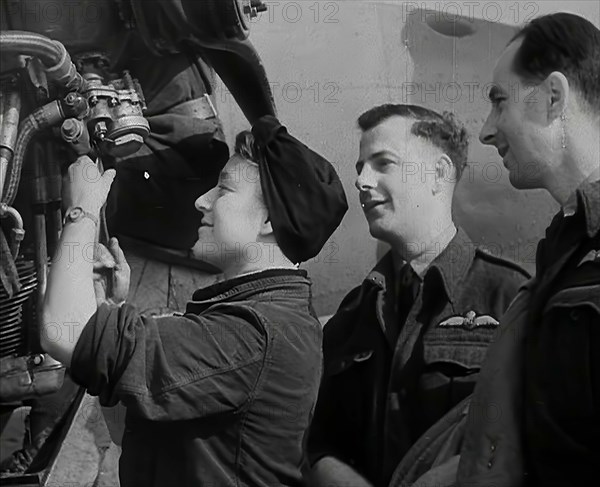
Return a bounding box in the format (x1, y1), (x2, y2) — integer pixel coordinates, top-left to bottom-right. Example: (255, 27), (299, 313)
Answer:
(396, 264), (421, 334)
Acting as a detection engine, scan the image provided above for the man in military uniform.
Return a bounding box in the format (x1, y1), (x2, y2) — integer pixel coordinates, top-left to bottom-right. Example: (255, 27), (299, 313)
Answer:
(41, 115), (348, 487)
(307, 104), (529, 487)
(455, 13), (600, 487)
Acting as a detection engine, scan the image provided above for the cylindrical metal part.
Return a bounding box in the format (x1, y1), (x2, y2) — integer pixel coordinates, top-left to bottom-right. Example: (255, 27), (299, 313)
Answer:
(0, 202), (25, 258)
(33, 210), (48, 348)
(0, 90), (21, 151)
(60, 117), (91, 155)
(47, 204), (62, 256)
(31, 143), (49, 206)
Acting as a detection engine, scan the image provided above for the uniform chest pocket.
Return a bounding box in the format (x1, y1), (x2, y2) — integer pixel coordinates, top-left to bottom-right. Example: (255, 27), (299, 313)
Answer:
(416, 325), (496, 429)
(534, 283), (600, 422)
(325, 349), (380, 428)
(326, 349), (374, 376)
(422, 309), (500, 372)
(419, 341), (485, 408)
(422, 341), (489, 374)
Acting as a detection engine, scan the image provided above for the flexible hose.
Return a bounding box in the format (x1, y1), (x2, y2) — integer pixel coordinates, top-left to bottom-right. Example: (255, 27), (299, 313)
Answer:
(2, 115), (37, 206)
(1, 100), (65, 206)
(0, 31), (84, 92)
(0, 31), (62, 67)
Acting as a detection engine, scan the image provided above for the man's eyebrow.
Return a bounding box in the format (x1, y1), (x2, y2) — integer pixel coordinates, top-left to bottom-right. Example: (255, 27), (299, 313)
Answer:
(359, 150), (397, 163)
(356, 150), (399, 170)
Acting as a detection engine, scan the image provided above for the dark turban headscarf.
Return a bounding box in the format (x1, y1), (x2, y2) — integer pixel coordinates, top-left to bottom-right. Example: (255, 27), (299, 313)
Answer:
(251, 116), (348, 263)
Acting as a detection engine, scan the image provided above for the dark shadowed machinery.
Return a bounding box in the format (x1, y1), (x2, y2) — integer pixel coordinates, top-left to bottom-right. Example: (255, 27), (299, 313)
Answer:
(0, 1), (274, 484)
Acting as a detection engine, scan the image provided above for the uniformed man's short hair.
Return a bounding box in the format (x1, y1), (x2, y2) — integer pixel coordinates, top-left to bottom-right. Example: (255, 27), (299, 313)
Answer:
(357, 104), (469, 179)
(510, 13), (600, 113)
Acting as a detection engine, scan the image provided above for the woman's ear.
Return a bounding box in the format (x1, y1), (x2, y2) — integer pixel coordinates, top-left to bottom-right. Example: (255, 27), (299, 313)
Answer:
(259, 216), (274, 237)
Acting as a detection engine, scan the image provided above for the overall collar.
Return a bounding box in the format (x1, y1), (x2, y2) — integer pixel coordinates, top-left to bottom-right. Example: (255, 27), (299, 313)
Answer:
(186, 268), (310, 314)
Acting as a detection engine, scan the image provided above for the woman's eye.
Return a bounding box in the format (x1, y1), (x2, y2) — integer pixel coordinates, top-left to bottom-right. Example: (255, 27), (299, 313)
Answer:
(492, 97), (506, 107)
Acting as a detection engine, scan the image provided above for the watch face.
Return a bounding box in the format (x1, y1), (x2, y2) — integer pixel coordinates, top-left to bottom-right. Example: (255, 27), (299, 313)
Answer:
(69, 208), (83, 219)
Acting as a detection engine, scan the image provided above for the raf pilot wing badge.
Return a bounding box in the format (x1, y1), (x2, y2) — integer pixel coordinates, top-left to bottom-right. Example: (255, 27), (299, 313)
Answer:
(438, 310), (499, 330)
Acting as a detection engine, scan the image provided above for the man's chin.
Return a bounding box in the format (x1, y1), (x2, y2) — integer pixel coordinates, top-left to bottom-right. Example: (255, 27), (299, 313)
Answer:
(508, 169), (541, 191)
(367, 221), (388, 242)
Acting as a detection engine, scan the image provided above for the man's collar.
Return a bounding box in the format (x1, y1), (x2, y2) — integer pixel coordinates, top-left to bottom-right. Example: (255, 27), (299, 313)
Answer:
(366, 227), (474, 303)
(563, 177), (600, 238)
(428, 227), (474, 303)
(578, 178), (600, 238)
(563, 167), (599, 213)
(410, 224), (458, 277)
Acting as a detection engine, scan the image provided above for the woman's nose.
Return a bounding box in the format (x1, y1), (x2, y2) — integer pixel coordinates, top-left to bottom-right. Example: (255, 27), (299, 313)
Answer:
(195, 187), (217, 212)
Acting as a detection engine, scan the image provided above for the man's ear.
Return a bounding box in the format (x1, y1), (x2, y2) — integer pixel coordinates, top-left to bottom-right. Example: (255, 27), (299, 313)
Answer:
(433, 155), (454, 194)
(544, 71), (569, 122)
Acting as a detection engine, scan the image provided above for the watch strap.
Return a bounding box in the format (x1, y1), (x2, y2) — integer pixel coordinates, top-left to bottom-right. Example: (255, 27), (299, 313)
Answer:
(64, 207), (99, 226)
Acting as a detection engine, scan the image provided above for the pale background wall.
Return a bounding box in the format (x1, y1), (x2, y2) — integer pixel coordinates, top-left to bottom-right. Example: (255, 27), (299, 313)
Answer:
(214, 0), (600, 315)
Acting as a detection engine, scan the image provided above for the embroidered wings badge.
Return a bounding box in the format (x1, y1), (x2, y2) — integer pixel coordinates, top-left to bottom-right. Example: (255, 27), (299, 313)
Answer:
(438, 310), (499, 330)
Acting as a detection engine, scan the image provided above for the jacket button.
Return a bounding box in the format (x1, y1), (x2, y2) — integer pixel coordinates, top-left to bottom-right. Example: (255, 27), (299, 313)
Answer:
(487, 461), (493, 469)
(490, 444), (496, 452)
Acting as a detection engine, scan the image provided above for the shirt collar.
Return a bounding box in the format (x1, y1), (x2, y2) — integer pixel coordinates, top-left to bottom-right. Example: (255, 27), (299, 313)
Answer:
(563, 167), (599, 214)
(366, 227), (474, 304)
(563, 176), (600, 238)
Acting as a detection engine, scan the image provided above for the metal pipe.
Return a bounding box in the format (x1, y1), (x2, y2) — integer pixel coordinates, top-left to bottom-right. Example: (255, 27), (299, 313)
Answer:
(0, 202), (25, 258)
(33, 211), (48, 347)
(0, 90), (21, 202)
(31, 152), (49, 347)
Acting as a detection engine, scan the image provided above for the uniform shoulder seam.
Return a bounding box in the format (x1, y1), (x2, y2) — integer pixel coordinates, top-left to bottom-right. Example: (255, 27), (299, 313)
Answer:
(475, 247), (532, 278)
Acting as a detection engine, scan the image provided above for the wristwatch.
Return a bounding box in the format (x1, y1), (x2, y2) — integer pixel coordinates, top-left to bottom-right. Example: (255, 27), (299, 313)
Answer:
(63, 206), (99, 226)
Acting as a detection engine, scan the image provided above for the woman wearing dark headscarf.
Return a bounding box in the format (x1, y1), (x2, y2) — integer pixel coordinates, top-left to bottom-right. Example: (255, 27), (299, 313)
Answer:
(41, 116), (347, 487)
